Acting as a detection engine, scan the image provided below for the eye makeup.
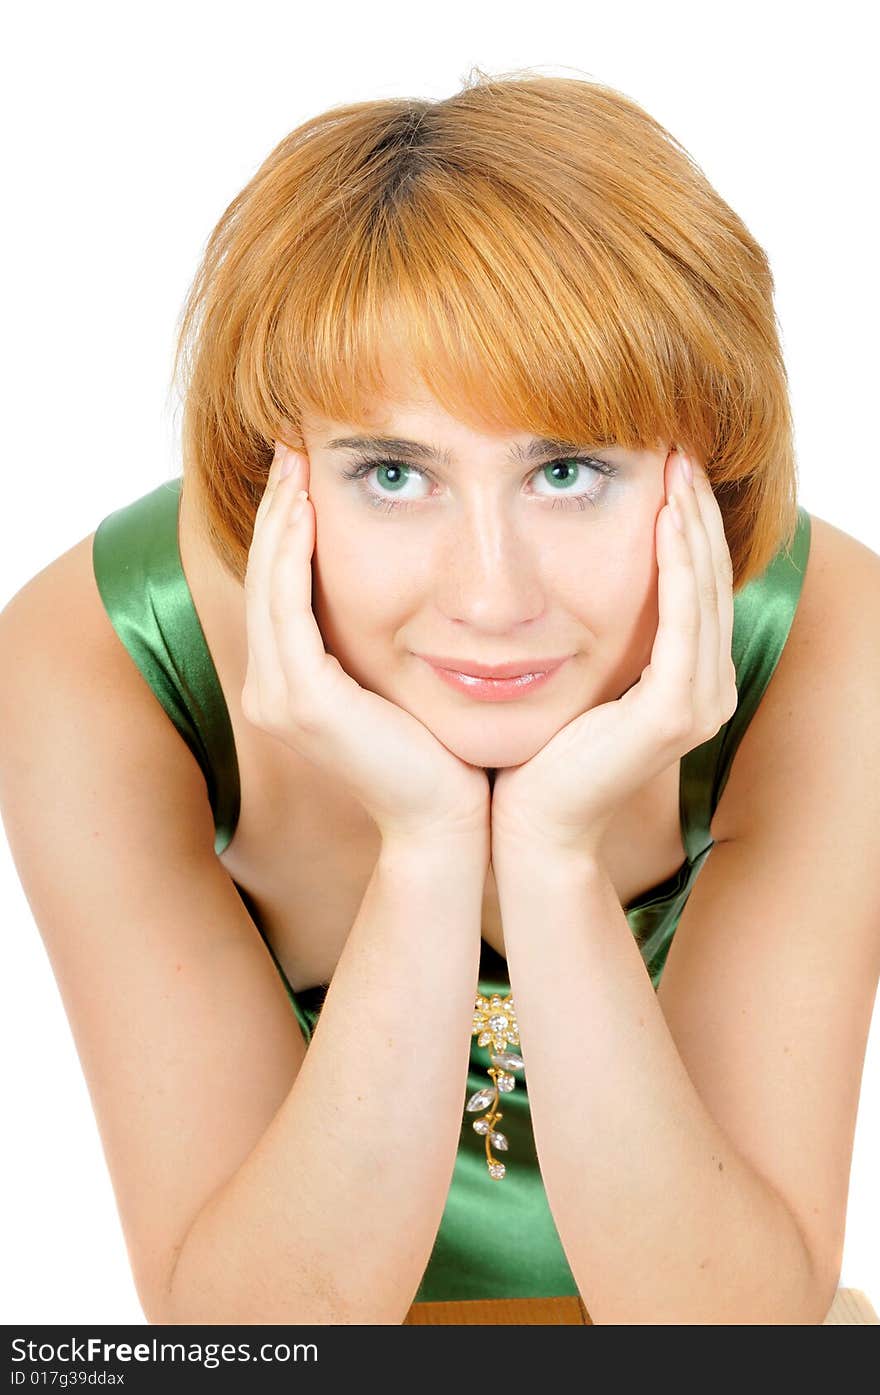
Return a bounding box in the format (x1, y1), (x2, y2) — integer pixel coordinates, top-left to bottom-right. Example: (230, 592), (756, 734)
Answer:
(338, 454), (620, 514)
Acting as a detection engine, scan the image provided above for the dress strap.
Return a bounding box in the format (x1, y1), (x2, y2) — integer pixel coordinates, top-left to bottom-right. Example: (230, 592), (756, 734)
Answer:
(92, 475), (241, 856)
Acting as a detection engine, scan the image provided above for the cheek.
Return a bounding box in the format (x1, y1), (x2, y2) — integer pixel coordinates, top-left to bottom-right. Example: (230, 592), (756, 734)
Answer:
(546, 518), (657, 626)
(313, 521), (407, 638)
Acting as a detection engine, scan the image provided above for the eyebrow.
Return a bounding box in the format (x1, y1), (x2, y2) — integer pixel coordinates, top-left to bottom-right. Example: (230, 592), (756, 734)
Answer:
(324, 434), (591, 466)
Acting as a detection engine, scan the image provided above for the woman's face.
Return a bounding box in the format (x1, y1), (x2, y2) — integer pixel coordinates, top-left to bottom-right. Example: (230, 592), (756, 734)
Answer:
(299, 389), (673, 770)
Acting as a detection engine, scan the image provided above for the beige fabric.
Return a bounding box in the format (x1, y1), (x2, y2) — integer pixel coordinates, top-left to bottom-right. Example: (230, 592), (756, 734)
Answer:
(822, 1288), (879, 1324)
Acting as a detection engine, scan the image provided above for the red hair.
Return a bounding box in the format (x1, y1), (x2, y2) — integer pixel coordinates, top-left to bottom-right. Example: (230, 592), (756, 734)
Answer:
(172, 65), (799, 591)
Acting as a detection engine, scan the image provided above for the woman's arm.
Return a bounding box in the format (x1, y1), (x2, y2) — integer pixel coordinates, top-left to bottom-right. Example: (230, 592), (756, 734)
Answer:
(487, 468), (880, 1325)
(165, 834), (485, 1326)
(0, 564), (487, 1328)
(489, 837), (835, 1326)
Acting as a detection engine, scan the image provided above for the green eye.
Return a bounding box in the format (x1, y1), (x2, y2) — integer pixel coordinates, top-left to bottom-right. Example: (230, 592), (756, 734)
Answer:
(340, 455), (619, 513)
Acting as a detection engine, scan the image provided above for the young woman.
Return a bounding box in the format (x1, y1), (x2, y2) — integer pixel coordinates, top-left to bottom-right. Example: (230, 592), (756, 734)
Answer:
(1, 71), (878, 1327)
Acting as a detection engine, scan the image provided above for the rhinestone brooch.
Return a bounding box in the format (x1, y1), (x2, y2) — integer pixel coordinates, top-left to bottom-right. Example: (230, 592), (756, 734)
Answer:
(466, 991), (525, 1179)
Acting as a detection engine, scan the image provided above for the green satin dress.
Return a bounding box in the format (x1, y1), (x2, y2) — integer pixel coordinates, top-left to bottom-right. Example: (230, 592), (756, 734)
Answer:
(92, 475), (811, 1304)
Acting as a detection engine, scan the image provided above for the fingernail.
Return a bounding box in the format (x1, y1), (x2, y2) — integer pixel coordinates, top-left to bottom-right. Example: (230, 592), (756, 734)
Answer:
(279, 452), (294, 479)
(679, 453), (693, 487)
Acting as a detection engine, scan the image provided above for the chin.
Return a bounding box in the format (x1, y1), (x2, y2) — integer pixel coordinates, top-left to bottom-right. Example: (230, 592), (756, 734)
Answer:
(435, 728), (551, 770)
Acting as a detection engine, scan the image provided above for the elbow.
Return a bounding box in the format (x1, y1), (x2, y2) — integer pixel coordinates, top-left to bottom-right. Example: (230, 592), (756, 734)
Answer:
(149, 1225), (418, 1325)
(802, 1267), (842, 1326)
(150, 1268), (410, 1327)
(579, 1269), (841, 1326)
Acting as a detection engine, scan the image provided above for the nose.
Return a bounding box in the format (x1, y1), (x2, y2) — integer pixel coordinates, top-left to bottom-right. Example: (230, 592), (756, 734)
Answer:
(436, 498), (546, 630)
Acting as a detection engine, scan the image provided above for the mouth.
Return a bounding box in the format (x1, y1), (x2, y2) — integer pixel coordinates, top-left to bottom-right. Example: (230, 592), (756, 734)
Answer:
(417, 654), (571, 680)
(417, 654), (571, 703)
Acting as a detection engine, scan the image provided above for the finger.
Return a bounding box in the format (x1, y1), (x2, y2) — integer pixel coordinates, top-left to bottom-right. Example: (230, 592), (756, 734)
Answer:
(248, 443), (310, 582)
(690, 460), (737, 706)
(247, 443), (304, 600)
(671, 450), (720, 724)
(643, 476), (700, 739)
(244, 445), (309, 703)
(269, 476), (338, 704)
(255, 440), (304, 523)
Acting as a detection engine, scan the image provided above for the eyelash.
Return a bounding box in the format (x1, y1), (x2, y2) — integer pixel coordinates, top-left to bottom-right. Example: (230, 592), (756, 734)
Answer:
(339, 455), (619, 514)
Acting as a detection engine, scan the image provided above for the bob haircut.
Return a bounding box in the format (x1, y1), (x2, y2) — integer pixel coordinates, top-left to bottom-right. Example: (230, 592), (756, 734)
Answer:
(171, 65), (799, 593)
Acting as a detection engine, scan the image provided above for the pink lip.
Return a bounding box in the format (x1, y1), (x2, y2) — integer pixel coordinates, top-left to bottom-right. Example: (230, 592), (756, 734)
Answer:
(419, 655), (570, 703)
(417, 654), (570, 680)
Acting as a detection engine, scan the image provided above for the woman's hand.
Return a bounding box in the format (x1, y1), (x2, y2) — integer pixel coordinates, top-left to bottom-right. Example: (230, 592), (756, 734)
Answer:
(490, 449), (738, 861)
(241, 441), (491, 851)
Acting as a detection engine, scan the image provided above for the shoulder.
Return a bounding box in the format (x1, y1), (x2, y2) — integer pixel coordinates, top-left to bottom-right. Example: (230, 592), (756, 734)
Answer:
(711, 512), (880, 842)
(0, 533), (213, 825)
(2, 532), (132, 690)
(796, 512), (880, 630)
(2, 533), (104, 685)
(781, 512), (880, 674)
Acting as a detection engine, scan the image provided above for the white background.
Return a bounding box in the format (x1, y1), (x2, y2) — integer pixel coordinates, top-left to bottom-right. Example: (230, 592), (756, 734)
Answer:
(2, 0), (877, 1324)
